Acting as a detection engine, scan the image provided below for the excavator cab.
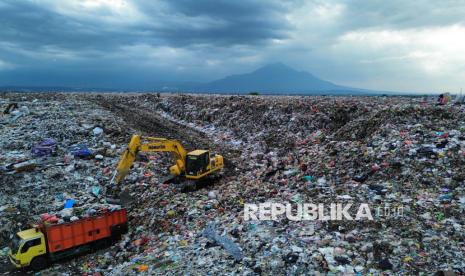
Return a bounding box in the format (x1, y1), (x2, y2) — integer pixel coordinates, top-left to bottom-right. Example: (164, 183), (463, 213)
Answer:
(185, 150), (210, 177)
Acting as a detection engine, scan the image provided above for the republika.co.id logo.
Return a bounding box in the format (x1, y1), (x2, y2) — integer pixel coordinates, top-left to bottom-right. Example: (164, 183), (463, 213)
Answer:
(244, 202), (403, 221)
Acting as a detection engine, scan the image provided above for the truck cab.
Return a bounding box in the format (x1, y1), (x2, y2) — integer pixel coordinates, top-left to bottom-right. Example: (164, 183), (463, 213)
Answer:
(9, 228), (46, 269)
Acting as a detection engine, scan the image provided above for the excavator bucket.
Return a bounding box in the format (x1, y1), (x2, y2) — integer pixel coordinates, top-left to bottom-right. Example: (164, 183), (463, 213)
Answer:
(119, 189), (134, 206)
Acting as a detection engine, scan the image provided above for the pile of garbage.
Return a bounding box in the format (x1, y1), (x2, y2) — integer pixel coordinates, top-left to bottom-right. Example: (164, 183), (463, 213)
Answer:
(0, 94), (131, 273)
(38, 201), (122, 225)
(108, 94), (464, 274)
(0, 93), (464, 275)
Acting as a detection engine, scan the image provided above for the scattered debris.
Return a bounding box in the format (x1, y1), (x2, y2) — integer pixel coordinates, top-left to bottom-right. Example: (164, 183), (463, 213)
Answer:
(0, 93), (463, 275)
(31, 138), (57, 157)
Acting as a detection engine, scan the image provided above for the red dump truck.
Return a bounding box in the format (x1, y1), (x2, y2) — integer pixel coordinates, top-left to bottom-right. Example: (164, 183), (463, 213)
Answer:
(9, 208), (128, 270)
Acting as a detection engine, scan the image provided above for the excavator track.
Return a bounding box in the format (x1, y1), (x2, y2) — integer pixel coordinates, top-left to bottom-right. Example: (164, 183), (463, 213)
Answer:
(162, 174), (223, 192)
(182, 173), (223, 192)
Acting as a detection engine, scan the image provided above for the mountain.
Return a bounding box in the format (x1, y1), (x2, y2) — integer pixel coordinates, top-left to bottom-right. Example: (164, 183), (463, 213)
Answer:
(163, 63), (374, 95)
(0, 63), (383, 95)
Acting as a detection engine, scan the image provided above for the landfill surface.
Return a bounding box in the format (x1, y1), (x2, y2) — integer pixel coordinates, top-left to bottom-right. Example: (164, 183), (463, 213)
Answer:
(0, 92), (464, 275)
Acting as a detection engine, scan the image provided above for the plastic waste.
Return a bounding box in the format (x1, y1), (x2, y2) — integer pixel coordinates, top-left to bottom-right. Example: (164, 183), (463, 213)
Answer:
(64, 199), (75, 209)
(31, 138), (57, 157)
(202, 223), (242, 261)
(69, 144), (93, 158)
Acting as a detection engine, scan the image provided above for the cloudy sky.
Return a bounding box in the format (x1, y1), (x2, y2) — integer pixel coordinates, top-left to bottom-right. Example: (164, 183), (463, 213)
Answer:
(0, 0), (464, 92)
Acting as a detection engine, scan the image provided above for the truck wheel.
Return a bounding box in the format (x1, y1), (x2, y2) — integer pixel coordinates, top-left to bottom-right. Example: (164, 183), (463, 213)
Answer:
(30, 256), (48, 271)
(93, 238), (109, 250)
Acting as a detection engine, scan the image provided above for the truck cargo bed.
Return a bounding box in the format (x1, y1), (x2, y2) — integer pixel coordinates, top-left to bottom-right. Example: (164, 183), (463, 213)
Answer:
(41, 209), (127, 253)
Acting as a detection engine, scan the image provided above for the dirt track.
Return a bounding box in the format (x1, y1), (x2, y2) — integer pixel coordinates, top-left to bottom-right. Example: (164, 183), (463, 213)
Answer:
(89, 94), (241, 177)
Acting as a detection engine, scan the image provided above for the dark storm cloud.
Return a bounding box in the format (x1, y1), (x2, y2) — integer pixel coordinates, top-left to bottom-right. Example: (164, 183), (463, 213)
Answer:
(0, 0), (292, 52)
(0, 0), (295, 87)
(145, 0), (292, 46)
(0, 0), (464, 91)
(0, 1), (118, 51)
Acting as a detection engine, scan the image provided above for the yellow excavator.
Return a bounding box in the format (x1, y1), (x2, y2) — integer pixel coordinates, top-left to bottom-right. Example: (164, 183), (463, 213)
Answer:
(113, 135), (224, 185)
